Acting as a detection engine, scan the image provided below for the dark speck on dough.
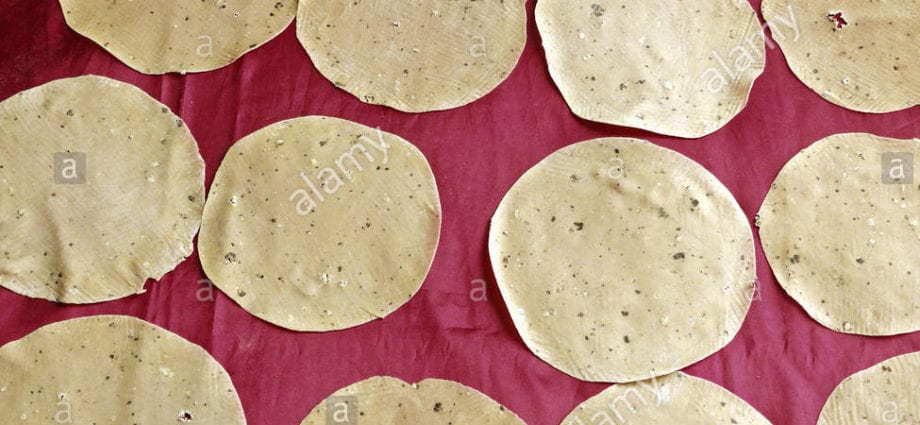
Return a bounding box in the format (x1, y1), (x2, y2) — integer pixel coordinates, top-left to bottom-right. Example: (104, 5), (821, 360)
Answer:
(591, 3), (605, 17)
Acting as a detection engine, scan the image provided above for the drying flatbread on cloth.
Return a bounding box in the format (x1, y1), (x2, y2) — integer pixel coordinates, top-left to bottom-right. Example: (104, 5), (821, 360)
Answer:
(0, 315), (246, 425)
(59, 0), (296, 74)
(818, 351), (920, 425)
(561, 372), (772, 425)
(199, 116), (441, 332)
(762, 1), (920, 113)
(489, 137), (756, 383)
(299, 376), (525, 425)
(536, 0), (765, 138)
(296, 0), (527, 112)
(758, 133), (920, 336)
(0, 75), (205, 304)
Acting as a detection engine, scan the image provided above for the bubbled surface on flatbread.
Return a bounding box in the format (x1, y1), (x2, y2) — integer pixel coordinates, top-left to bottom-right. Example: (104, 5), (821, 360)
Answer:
(296, 0), (527, 112)
(758, 133), (920, 336)
(489, 138), (756, 383)
(536, 0), (765, 138)
(299, 376), (525, 425)
(762, 0), (920, 113)
(59, 0), (296, 74)
(0, 315), (246, 425)
(198, 116), (441, 332)
(0, 75), (205, 304)
(561, 372), (772, 425)
(817, 351), (920, 425)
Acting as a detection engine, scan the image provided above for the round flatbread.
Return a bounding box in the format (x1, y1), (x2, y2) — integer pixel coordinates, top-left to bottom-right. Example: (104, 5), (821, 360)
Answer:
(296, 0), (527, 112)
(762, 1), (920, 113)
(0, 315), (245, 424)
(0, 75), (205, 304)
(489, 138), (756, 383)
(757, 133), (920, 336)
(199, 116), (441, 332)
(536, 0), (765, 138)
(818, 351), (920, 425)
(59, 0), (296, 74)
(299, 376), (525, 425)
(562, 372), (772, 425)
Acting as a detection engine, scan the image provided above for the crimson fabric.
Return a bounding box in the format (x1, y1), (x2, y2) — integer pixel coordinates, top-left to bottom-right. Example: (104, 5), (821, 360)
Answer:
(1, 1), (919, 424)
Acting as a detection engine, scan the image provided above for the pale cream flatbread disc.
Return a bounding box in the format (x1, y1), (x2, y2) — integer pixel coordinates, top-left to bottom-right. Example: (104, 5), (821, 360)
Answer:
(762, 1), (920, 113)
(757, 133), (920, 336)
(562, 372), (772, 425)
(0, 75), (205, 304)
(489, 138), (756, 383)
(199, 116), (441, 332)
(59, 0), (296, 74)
(536, 0), (765, 138)
(817, 351), (920, 425)
(296, 0), (527, 112)
(0, 315), (246, 425)
(299, 376), (525, 425)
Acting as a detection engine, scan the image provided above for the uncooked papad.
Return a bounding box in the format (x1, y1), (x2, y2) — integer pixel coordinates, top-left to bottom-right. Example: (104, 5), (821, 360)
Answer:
(59, 0), (295, 74)
(757, 133), (920, 335)
(296, 0), (527, 112)
(299, 376), (525, 425)
(199, 116), (441, 332)
(0, 315), (245, 424)
(561, 372), (772, 425)
(0, 75), (205, 303)
(762, 1), (920, 113)
(817, 351), (920, 425)
(489, 138), (756, 383)
(536, 0), (765, 138)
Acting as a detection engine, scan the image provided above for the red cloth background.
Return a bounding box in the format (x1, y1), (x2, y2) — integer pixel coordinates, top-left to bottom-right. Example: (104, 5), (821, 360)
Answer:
(1, 1), (919, 424)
